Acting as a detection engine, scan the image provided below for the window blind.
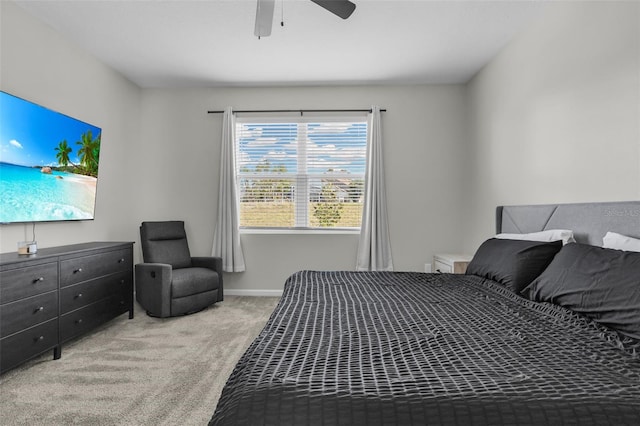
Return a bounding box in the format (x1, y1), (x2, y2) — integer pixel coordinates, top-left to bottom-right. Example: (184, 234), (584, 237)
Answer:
(235, 116), (367, 230)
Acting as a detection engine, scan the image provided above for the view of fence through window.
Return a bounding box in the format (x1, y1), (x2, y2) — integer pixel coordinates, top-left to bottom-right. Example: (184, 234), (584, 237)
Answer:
(236, 118), (368, 229)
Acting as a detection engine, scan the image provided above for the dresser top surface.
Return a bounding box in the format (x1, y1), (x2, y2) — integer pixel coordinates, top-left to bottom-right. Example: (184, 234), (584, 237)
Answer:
(0, 242), (133, 266)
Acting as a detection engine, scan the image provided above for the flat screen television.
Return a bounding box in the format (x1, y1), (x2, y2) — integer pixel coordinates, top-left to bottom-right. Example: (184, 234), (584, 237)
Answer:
(0, 91), (102, 224)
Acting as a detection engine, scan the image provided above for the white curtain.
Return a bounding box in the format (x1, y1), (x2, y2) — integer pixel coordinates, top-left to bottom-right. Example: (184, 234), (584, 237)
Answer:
(356, 106), (393, 271)
(212, 107), (246, 272)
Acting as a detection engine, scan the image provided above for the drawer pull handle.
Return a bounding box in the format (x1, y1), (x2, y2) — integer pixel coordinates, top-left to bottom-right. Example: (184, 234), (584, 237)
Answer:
(120, 279), (125, 284)
(76, 293), (83, 299)
(118, 258), (125, 263)
(34, 306), (44, 313)
(33, 277), (45, 283)
(76, 319), (83, 324)
(74, 268), (83, 273)
(35, 336), (44, 342)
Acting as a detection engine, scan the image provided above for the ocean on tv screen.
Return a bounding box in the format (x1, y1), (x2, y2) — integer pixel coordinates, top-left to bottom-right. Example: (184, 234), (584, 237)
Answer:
(0, 162), (97, 223)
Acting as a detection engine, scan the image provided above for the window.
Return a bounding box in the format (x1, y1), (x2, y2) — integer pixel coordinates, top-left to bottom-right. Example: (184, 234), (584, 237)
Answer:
(235, 115), (368, 231)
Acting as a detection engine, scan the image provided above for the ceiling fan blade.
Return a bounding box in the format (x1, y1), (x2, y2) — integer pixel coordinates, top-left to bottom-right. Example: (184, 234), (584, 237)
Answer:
(254, 0), (275, 37)
(310, 0), (356, 19)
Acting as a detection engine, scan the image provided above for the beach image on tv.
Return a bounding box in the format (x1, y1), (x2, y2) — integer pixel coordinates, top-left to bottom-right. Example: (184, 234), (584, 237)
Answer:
(0, 92), (102, 223)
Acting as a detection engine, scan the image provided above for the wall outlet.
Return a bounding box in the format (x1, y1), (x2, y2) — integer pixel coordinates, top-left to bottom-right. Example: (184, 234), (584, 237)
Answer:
(424, 263), (432, 273)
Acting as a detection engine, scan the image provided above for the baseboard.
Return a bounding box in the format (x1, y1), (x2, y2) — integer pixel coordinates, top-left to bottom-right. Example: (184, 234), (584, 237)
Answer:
(225, 289), (283, 297)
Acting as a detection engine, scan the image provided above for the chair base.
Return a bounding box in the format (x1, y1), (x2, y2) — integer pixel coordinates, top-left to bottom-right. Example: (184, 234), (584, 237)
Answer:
(145, 304), (212, 318)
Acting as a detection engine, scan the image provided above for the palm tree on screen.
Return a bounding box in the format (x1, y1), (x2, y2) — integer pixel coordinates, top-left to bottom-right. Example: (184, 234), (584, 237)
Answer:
(54, 140), (75, 169)
(76, 130), (100, 177)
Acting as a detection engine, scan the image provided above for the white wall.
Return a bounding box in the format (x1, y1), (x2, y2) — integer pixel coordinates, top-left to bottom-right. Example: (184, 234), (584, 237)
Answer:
(465, 1), (640, 252)
(132, 85), (469, 292)
(0, 1), (142, 251)
(0, 2), (470, 292)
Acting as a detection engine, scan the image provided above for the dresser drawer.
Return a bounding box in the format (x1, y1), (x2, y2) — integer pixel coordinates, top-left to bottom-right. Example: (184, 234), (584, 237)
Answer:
(60, 295), (129, 342)
(1, 290), (58, 337)
(0, 319), (58, 373)
(60, 248), (132, 287)
(0, 262), (58, 304)
(60, 271), (132, 314)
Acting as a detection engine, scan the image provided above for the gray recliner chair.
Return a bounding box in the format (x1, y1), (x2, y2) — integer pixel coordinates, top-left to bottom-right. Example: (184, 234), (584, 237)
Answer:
(135, 221), (223, 317)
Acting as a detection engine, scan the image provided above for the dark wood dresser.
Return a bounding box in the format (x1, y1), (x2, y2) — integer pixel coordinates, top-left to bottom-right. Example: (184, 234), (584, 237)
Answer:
(0, 242), (134, 374)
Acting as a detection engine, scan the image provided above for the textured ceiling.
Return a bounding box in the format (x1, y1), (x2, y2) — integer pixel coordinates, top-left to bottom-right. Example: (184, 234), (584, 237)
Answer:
(14, 0), (545, 88)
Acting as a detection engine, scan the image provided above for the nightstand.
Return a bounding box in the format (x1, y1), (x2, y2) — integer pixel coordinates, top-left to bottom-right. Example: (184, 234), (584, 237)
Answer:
(433, 253), (473, 274)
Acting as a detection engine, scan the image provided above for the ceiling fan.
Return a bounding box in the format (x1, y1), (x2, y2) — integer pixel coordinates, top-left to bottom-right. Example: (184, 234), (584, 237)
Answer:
(255, 0), (356, 38)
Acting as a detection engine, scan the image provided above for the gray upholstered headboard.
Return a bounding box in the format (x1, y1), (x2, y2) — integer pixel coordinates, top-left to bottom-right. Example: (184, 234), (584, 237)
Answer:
(496, 201), (640, 246)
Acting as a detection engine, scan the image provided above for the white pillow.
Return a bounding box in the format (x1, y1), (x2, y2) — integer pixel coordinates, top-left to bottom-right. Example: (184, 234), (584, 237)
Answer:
(603, 231), (640, 252)
(495, 229), (576, 245)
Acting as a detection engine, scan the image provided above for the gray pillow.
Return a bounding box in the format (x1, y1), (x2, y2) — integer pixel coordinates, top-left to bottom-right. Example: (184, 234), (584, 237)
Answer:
(523, 243), (640, 341)
(466, 238), (562, 294)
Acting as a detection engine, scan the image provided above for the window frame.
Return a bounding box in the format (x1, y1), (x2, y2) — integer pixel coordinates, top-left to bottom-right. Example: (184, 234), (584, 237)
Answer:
(234, 113), (368, 233)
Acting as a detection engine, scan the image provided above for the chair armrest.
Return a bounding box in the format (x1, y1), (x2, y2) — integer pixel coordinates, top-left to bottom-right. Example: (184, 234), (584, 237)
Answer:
(135, 263), (172, 316)
(191, 256), (222, 272)
(191, 256), (224, 302)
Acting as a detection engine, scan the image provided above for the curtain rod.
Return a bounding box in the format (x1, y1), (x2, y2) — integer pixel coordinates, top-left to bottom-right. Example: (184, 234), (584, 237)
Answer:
(207, 108), (386, 114)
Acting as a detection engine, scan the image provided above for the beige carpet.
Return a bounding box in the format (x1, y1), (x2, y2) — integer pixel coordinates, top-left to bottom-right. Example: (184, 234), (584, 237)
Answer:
(0, 296), (279, 426)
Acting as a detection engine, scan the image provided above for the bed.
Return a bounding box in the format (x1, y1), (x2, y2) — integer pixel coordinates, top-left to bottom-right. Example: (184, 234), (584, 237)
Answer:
(210, 201), (640, 425)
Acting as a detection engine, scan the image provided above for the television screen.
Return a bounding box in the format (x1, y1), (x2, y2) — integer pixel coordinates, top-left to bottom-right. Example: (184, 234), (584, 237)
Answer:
(0, 91), (102, 224)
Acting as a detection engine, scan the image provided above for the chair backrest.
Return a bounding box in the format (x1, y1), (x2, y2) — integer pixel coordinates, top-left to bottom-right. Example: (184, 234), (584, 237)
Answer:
(140, 221), (192, 269)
